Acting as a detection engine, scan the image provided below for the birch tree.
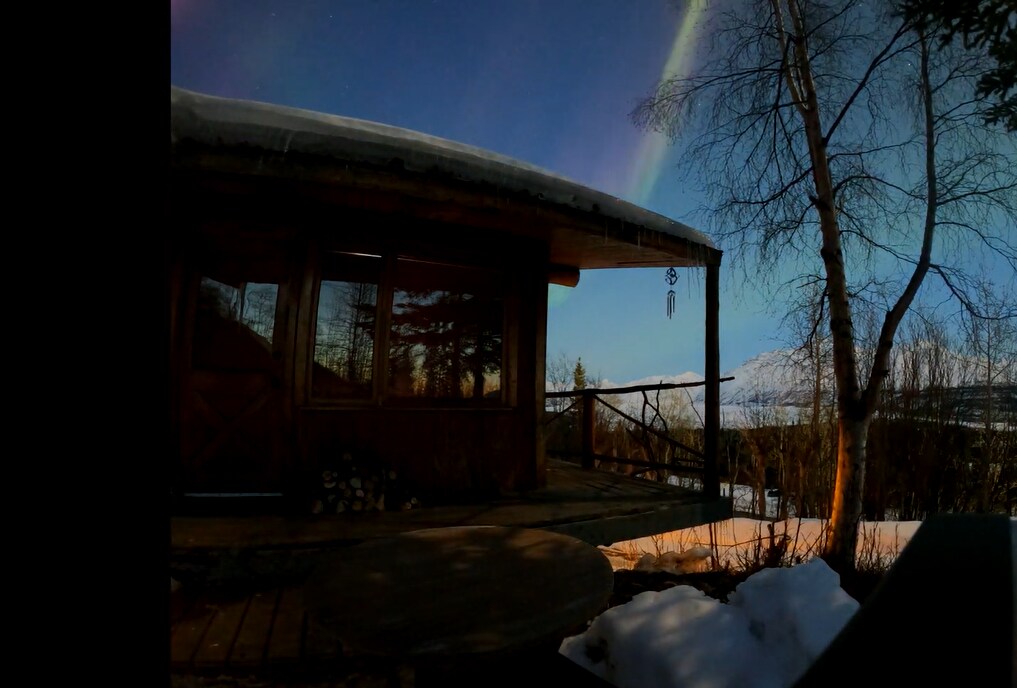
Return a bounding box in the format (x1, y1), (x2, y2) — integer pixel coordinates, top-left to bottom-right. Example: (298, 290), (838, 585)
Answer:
(635, 0), (1016, 570)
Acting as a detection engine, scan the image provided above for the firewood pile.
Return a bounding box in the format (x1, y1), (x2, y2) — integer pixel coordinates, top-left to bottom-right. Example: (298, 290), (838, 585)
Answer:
(311, 451), (420, 514)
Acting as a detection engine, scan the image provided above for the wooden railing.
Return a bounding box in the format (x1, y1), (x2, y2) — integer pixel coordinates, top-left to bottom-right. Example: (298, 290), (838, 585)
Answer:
(544, 378), (734, 497)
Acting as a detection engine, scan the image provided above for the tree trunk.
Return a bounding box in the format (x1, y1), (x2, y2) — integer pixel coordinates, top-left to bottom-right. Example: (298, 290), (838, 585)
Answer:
(825, 413), (870, 571)
(756, 456), (768, 517)
(823, 27), (938, 572)
(776, 0), (869, 572)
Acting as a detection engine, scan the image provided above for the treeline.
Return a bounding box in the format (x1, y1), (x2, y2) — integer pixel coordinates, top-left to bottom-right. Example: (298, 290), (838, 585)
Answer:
(546, 310), (1016, 519)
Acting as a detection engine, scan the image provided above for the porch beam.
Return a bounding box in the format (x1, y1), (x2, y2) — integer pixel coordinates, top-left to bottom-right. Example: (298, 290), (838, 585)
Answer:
(581, 391), (596, 469)
(704, 261), (721, 499)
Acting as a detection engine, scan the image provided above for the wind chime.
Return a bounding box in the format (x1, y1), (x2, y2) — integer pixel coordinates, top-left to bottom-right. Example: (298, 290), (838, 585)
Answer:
(665, 267), (678, 319)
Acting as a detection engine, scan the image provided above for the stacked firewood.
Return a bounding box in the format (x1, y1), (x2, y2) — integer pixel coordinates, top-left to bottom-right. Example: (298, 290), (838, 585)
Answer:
(311, 451), (420, 514)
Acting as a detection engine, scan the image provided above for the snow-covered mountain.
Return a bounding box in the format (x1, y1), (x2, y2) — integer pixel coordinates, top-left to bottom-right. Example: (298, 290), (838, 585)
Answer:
(589, 344), (1014, 429)
(592, 350), (810, 428)
(601, 350), (811, 404)
(602, 370), (706, 390)
(716, 349), (818, 406)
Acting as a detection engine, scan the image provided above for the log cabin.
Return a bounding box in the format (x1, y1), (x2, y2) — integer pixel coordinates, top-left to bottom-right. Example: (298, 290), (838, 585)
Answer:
(168, 85), (730, 549)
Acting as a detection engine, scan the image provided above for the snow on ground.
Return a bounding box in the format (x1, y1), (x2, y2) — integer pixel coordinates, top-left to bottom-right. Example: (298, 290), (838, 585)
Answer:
(573, 519), (1015, 687)
(560, 557), (860, 688)
(600, 517), (923, 571)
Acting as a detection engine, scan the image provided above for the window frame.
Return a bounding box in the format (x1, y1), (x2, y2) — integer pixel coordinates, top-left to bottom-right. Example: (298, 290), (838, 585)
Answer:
(307, 248), (513, 409)
(310, 252), (383, 401)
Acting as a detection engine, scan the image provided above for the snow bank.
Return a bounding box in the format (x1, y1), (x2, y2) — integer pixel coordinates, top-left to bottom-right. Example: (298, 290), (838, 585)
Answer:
(560, 558), (860, 688)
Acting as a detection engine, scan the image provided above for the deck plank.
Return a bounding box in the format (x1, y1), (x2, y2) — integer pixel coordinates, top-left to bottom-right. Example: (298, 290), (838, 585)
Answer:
(228, 588), (280, 669)
(265, 585), (304, 666)
(303, 605), (343, 665)
(193, 596), (250, 669)
(171, 602), (219, 671)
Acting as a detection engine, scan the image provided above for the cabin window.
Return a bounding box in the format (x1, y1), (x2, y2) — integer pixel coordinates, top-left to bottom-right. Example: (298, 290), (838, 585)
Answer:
(310, 252), (507, 404)
(199, 278), (278, 343)
(194, 278), (279, 368)
(388, 258), (503, 401)
(313, 252), (380, 399)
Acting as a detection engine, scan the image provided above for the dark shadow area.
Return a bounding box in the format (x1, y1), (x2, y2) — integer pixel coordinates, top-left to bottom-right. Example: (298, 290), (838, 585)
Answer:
(302, 526), (614, 660)
(795, 513), (1014, 687)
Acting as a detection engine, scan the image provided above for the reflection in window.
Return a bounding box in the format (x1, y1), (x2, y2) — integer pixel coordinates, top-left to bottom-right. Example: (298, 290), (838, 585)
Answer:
(313, 254), (379, 399)
(197, 278), (278, 348)
(389, 288), (502, 400)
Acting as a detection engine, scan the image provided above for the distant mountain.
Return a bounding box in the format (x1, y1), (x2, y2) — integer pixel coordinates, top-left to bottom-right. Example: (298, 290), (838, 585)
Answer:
(602, 370), (706, 390)
(593, 345), (1014, 429)
(593, 350), (813, 428)
(714, 349), (818, 407)
(602, 349), (815, 405)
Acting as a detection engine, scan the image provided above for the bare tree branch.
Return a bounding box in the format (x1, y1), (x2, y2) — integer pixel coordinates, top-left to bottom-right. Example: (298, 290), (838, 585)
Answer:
(631, 0), (1016, 570)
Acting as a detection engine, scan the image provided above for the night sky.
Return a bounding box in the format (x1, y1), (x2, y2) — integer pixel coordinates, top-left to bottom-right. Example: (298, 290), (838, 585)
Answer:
(169, 0), (1012, 383)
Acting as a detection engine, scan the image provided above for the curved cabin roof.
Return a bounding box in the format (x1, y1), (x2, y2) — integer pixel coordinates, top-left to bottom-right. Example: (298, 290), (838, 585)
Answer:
(171, 86), (720, 271)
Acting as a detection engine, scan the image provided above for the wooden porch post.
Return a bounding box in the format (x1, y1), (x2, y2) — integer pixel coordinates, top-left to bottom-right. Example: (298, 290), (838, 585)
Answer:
(581, 390), (595, 469)
(704, 261), (721, 499)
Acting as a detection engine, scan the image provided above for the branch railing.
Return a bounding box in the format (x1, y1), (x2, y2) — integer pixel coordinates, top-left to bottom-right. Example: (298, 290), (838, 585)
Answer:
(545, 378), (734, 496)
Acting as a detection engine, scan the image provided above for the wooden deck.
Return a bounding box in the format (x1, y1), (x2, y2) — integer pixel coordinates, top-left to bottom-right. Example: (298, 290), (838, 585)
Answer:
(170, 581), (612, 683)
(171, 583), (333, 676)
(170, 462), (729, 680)
(172, 460), (732, 553)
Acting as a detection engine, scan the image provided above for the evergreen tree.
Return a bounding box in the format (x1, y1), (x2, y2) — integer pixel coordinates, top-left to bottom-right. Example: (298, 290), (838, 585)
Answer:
(573, 357), (587, 391)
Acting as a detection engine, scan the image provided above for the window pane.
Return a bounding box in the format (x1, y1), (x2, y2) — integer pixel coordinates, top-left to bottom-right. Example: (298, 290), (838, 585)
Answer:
(313, 254), (379, 399)
(195, 278), (278, 368)
(389, 288), (502, 400)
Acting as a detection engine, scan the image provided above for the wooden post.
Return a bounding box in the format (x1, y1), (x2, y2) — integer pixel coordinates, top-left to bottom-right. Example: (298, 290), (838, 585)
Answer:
(581, 390), (595, 469)
(704, 261), (721, 499)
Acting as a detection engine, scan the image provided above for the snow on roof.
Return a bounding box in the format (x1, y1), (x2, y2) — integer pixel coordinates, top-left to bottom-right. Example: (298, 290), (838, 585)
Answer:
(170, 86), (716, 251)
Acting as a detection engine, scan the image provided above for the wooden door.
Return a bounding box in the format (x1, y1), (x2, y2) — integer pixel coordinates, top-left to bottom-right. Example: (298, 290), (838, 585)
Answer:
(177, 251), (292, 495)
